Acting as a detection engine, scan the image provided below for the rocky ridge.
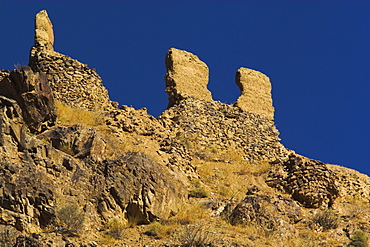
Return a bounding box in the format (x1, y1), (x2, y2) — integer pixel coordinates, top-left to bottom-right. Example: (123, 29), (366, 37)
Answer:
(0, 10), (369, 246)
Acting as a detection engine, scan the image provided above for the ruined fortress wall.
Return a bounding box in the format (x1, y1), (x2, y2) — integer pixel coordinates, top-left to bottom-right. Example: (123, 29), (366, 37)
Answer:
(164, 48), (275, 120)
(34, 10), (54, 49)
(159, 98), (286, 162)
(165, 48), (213, 107)
(29, 10), (114, 112)
(235, 68), (274, 120)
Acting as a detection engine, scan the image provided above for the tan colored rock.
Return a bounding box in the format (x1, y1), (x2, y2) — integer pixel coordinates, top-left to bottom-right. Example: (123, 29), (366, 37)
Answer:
(235, 68), (274, 120)
(165, 48), (212, 107)
(34, 10), (54, 49)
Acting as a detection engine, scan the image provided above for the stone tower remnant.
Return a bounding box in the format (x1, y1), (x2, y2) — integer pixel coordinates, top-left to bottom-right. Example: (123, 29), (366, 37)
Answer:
(165, 48), (213, 108)
(235, 68), (274, 120)
(34, 10), (54, 49)
(29, 10), (114, 111)
(164, 48), (274, 120)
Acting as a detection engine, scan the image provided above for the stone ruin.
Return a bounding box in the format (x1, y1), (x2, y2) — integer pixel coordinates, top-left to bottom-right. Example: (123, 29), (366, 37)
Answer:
(165, 48), (213, 107)
(29, 10), (115, 112)
(34, 10), (54, 49)
(165, 48), (275, 120)
(235, 68), (274, 120)
(30, 10), (276, 121)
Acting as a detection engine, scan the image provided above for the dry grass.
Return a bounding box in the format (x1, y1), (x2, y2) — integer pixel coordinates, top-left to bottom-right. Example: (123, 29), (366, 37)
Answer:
(55, 101), (166, 163)
(55, 101), (106, 130)
(192, 155), (272, 200)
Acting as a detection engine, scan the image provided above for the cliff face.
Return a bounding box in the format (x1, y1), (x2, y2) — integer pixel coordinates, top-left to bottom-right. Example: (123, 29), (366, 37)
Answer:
(0, 10), (369, 247)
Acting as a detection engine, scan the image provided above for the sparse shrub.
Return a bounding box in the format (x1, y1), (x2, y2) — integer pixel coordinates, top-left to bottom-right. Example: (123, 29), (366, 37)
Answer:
(144, 222), (166, 237)
(349, 229), (369, 247)
(56, 203), (85, 233)
(55, 101), (104, 129)
(310, 209), (338, 231)
(106, 218), (124, 239)
(177, 224), (215, 247)
(189, 187), (208, 198)
(127, 215), (140, 228)
(58, 143), (74, 156)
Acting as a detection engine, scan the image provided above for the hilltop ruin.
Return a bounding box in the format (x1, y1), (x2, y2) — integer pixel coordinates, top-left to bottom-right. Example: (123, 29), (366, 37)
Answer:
(0, 10), (369, 247)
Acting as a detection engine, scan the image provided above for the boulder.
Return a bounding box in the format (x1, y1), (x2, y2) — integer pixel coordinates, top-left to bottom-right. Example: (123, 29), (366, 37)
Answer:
(165, 48), (212, 108)
(226, 189), (302, 229)
(235, 68), (274, 120)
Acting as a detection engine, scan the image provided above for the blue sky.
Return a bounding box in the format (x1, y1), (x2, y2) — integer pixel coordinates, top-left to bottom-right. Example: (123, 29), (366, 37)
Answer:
(1, 1), (369, 176)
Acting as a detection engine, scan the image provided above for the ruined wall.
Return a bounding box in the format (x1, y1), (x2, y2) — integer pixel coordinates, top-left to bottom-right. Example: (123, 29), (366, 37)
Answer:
(29, 10), (115, 112)
(235, 68), (274, 120)
(34, 10), (54, 49)
(159, 97), (287, 162)
(165, 48), (275, 120)
(165, 48), (212, 108)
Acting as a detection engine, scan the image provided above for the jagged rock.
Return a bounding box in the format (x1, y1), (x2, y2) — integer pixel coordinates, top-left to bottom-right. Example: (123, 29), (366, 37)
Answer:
(165, 48), (212, 108)
(38, 125), (188, 222)
(0, 96), (25, 149)
(103, 152), (188, 224)
(5, 66), (56, 133)
(267, 154), (339, 208)
(34, 10), (54, 49)
(235, 68), (274, 120)
(0, 70), (17, 100)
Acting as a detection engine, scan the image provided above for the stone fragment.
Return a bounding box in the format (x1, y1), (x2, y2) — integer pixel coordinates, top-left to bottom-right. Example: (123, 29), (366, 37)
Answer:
(34, 10), (54, 49)
(165, 48), (212, 108)
(235, 68), (274, 120)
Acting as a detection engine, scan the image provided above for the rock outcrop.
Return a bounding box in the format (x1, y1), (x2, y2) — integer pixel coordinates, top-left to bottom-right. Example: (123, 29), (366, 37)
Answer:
(165, 48), (212, 108)
(235, 67), (274, 120)
(0, 67), (56, 134)
(226, 190), (302, 229)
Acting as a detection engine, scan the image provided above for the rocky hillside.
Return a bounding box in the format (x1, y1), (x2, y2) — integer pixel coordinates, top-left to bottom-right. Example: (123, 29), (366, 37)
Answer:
(0, 10), (369, 247)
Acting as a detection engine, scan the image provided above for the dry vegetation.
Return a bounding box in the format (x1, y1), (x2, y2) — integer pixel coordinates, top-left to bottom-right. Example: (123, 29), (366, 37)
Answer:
(55, 101), (106, 130)
(51, 101), (370, 246)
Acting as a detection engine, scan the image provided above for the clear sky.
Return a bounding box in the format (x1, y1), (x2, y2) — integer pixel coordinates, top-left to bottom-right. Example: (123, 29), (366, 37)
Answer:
(1, 1), (369, 176)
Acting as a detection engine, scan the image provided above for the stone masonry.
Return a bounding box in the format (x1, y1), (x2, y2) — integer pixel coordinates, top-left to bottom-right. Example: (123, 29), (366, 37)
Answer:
(34, 10), (54, 49)
(165, 48), (212, 108)
(235, 68), (274, 120)
(29, 10), (115, 112)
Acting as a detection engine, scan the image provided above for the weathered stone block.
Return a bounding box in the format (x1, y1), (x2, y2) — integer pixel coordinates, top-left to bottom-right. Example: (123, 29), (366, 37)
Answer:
(235, 68), (274, 120)
(165, 48), (212, 107)
(34, 10), (54, 49)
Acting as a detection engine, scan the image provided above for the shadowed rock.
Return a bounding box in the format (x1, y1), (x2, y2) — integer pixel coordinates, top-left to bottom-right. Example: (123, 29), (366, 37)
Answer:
(165, 48), (212, 108)
(235, 68), (274, 120)
(0, 67), (56, 134)
(34, 10), (54, 49)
